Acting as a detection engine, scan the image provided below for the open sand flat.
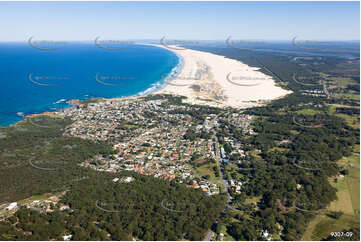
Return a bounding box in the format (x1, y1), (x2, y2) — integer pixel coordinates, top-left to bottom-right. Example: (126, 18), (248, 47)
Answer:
(154, 45), (292, 108)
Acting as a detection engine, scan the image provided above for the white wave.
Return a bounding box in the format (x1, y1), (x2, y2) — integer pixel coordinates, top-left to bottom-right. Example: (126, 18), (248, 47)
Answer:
(53, 98), (66, 104)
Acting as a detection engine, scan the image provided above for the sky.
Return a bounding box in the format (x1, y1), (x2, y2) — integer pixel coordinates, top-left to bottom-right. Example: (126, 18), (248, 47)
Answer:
(0, 1), (359, 41)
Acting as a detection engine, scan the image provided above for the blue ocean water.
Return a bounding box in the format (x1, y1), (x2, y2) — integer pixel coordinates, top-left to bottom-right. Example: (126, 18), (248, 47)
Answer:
(0, 42), (179, 126)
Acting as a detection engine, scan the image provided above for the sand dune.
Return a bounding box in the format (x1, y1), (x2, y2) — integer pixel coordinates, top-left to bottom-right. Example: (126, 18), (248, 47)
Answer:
(154, 45), (292, 109)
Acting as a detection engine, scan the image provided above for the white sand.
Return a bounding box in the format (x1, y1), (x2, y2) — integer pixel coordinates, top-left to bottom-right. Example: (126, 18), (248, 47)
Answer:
(153, 45), (292, 109)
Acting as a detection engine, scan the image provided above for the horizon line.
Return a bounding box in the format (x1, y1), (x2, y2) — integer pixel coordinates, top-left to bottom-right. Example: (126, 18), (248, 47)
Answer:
(0, 39), (360, 43)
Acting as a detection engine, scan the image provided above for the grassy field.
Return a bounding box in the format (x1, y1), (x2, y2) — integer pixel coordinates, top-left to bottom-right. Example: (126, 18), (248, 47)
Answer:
(327, 104), (360, 129)
(269, 147), (290, 153)
(245, 196), (261, 204)
(336, 93), (360, 101)
(335, 113), (360, 129)
(290, 130), (300, 136)
(301, 146), (360, 241)
(328, 175), (355, 215)
(329, 77), (357, 87)
(305, 214), (359, 240)
(343, 151), (360, 217)
(327, 74), (360, 102)
(296, 109), (321, 115)
(196, 163), (218, 182)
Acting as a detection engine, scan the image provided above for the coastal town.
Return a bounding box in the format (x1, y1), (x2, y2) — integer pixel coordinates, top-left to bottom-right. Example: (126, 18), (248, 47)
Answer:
(0, 94), (261, 241)
(62, 96), (255, 197)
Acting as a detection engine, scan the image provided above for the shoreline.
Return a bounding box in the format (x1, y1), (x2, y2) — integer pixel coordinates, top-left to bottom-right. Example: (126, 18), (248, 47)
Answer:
(130, 46), (185, 98)
(2, 43), (292, 127)
(152, 44), (292, 108)
(1, 44), (182, 128)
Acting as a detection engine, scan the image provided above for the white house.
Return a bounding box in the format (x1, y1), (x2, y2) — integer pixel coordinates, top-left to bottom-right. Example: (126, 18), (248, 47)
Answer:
(62, 234), (73, 241)
(123, 177), (134, 183)
(5, 202), (17, 211)
(262, 230), (272, 241)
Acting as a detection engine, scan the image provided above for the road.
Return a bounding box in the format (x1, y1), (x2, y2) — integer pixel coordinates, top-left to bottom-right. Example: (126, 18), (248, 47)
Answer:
(211, 114), (232, 206)
(214, 134), (231, 207)
(322, 80), (330, 99)
(203, 116), (232, 241)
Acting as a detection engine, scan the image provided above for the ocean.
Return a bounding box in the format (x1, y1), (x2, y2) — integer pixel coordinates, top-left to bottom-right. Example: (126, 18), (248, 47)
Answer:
(0, 42), (179, 126)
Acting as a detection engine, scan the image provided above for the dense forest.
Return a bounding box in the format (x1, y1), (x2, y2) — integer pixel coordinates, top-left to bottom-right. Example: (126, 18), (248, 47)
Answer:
(0, 171), (225, 240)
(0, 116), (114, 202)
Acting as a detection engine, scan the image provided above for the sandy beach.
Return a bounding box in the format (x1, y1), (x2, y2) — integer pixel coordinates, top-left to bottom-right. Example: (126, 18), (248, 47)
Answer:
(7, 44), (293, 128)
(154, 45), (292, 108)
